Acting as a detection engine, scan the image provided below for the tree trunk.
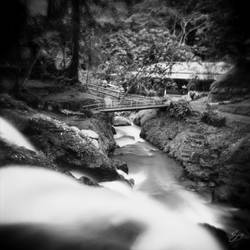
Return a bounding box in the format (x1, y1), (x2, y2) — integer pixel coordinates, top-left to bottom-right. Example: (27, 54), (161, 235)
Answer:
(70, 0), (80, 82)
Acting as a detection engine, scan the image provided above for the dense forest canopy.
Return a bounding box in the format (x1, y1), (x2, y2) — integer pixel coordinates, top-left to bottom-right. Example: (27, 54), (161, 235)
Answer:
(0, 0), (249, 92)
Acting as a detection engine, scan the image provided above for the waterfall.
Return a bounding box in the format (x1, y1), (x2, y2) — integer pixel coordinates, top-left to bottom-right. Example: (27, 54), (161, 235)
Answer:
(0, 117), (36, 152)
(0, 166), (223, 250)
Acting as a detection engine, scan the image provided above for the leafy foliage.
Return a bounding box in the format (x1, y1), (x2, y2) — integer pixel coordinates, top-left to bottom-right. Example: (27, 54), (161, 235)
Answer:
(92, 1), (201, 95)
(2, 0), (249, 93)
(201, 111), (226, 127)
(166, 101), (192, 119)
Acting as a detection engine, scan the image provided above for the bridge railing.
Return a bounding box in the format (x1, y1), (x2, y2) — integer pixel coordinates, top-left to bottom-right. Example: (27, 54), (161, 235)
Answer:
(87, 82), (124, 93)
(83, 82), (168, 111)
(81, 103), (104, 110)
(87, 83), (124, 99)
(86, 82), (166, 104)
(82, 99), (168, 111)
(90, 98), (166, 111)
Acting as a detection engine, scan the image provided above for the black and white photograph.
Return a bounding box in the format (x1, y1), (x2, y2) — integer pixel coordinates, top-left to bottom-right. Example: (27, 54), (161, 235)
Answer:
(0, 0), (250, 249)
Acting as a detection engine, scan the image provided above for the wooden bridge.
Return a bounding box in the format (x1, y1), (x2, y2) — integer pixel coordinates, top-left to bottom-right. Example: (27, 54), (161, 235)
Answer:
(93, 100), (170, 112)
(83, 99), (170, 112)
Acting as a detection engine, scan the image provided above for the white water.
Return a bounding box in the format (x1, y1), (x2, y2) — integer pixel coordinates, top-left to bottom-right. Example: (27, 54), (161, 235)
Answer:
(0, 117), (226, 250)
(0, 117), (36, 152)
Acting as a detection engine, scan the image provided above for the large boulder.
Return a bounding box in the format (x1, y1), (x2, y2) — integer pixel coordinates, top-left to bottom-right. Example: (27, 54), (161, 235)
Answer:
(25, 114), (118, 181)
(133, 109), (158, 126)
(70, 115), (116, 154)
(0, 94), (119, 182)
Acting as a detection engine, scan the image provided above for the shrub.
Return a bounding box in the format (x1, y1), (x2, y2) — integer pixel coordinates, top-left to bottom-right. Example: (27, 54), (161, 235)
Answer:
(201, 111), (226, 127)
(167, 100), (192, 119)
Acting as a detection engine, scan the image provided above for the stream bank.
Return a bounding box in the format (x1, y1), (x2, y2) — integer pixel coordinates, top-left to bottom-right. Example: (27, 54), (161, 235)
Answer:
(0, 94), (126, 183)
(133, 100), (250, 215)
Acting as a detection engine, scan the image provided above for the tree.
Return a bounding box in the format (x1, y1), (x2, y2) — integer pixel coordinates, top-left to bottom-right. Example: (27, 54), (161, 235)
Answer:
(69, 0), (80, 82)
(47, 0), (123, 82)
(165, 0), (250, 62)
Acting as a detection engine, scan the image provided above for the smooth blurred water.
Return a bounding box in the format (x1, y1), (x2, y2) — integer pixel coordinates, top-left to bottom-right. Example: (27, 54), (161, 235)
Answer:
(0, 117), (36, 152)
(113, 124), (229, 228)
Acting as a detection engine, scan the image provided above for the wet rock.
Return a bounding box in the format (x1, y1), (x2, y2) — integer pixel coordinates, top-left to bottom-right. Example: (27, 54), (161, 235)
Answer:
(133, 109), (157, 126)
(112, 159), (129, 174)
(116, 172), (135, 188)
(78, 129), (100, 149)
(89, 138), (100, 149)
(201, 224), (230, 250)
(113, 116), (131, 126)
(79, 129), (99, 140)
(72, 117), (116, 154)
(128, 178), (135, 187)
(78, 176), (99, 186)
(0, 140), (57, 170)
(63, 170), (76, 179)
(111, 126), (116, 135)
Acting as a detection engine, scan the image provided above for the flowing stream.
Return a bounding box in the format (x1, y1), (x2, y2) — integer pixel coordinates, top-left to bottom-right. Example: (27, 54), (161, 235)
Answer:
(110, 124), (231, 230)
(0, 116), (236, 250)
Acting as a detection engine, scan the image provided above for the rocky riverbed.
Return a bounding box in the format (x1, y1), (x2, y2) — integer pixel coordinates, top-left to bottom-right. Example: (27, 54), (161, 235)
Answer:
(1, 92), (250, 249)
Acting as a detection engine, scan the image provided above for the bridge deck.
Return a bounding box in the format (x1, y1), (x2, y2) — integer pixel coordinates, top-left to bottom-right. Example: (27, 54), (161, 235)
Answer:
(94, 103), (169, 112)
